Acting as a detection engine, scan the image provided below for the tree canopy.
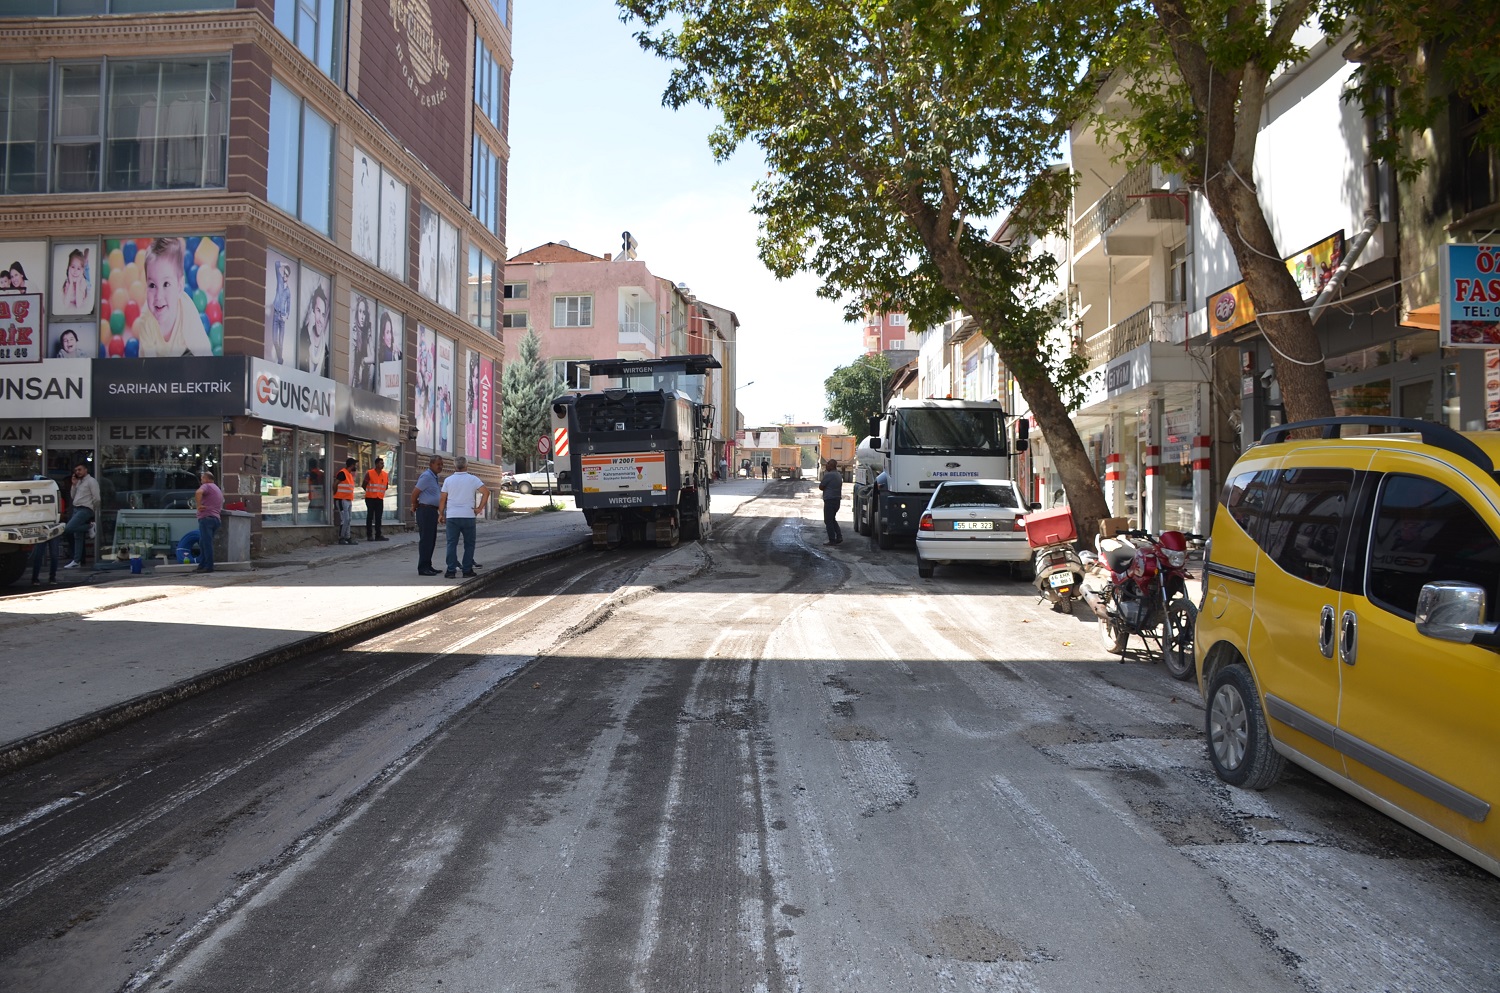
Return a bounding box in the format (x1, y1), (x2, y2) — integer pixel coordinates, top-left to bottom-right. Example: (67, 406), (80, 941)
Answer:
(500, 329), (554, 472)
(824, 354), (892, 438)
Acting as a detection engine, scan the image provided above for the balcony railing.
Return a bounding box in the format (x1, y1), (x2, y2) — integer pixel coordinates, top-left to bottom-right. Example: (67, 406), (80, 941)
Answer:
(1078, 301), (1188, 369)
(618, 321), (654, 351)
(1072, 161), (1157, 248)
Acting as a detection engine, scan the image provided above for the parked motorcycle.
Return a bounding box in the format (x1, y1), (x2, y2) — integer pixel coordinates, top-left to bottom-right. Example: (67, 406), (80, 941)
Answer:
(1023, 506), (1085, 612)
(1080, 528), (1203, 679)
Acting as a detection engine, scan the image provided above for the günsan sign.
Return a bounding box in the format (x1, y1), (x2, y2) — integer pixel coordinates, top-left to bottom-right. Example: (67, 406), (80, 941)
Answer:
(249, 358), (335, 430)
(0, 358), (91, 418)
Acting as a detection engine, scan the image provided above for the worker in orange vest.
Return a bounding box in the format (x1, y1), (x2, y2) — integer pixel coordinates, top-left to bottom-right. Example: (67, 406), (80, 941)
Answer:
(333, 457), (357, 544)
(362, 456), (390, 541)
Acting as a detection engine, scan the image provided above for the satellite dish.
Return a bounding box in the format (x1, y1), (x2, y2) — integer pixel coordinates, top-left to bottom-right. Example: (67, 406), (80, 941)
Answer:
(558, 240), (570, 247)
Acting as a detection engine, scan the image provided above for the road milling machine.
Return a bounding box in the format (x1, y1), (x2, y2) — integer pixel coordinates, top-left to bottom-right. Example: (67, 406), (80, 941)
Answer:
(552, 355), (719, 548)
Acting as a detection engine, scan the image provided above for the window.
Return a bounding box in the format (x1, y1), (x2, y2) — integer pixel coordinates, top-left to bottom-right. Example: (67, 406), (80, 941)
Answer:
(1455, 99), (1498, 217)
(889, 313), (907, 325)
(267, 79), (332, 236)
(488, 0), (506, 26)
(1263, 467), (1352, 587)
(554, 360), (590, 391)
(501, 311), (527, 328)
(471, 135), (499, 234)
(0, 64), (49, 195)
(503, 282), (527, 300)
(260, 425), (330, 524)
(0, 0), (232, 12)
(418, 206), (458, 310)
(274, 0), (342, 80)
(553, 295), (592, 328)
(466, 244), (495, 333)
(1169, 242), (1188, 303)
(475, 38), (502, 130)
(1220, 469), (1274, 543)
(1368, 474), (1500, 619)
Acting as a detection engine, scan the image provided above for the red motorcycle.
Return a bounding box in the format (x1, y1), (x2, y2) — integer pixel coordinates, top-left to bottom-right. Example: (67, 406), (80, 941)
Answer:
(1080, 528), (1201, 679)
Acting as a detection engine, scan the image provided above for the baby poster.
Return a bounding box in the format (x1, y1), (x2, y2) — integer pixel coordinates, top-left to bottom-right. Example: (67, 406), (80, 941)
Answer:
(51, 241), (97, 316)
(99, 236), (225, 358)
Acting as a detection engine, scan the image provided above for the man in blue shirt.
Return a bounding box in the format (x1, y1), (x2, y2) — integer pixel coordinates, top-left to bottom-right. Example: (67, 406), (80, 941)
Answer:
(410, 455), (443, 576)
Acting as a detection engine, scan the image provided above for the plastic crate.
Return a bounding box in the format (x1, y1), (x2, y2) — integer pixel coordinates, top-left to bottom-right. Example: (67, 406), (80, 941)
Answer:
(1023, 506), (1077, 547)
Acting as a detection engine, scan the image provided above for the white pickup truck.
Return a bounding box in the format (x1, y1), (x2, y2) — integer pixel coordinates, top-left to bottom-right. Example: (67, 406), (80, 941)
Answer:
(0, 478), (67, 586)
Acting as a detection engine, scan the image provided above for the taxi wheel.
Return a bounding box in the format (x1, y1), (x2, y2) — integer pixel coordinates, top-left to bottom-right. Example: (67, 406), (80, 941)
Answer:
(1205, 663), (1285, 789)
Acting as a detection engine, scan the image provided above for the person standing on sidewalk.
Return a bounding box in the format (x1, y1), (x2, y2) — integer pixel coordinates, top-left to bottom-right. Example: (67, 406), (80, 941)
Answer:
(819, 459), (844, 545)
(438, 456), (488, 578)
(194, 469), (223, 573)
(411, 455), (442, 576)
(61, 462), (98, 570)
(333, 457), (357, 544)
(362, 457), (389, 541)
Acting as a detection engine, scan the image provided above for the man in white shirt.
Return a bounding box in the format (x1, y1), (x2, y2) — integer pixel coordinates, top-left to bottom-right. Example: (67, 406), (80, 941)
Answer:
(438, 456), (489, 578)
(62, 462), (100, 569)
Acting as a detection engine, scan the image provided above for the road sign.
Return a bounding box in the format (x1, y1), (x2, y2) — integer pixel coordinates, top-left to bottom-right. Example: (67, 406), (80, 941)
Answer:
(537, 434), (550, 455)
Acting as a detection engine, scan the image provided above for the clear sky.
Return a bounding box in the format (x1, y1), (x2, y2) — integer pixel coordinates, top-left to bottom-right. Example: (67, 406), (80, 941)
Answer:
(505, 0), (859, 429)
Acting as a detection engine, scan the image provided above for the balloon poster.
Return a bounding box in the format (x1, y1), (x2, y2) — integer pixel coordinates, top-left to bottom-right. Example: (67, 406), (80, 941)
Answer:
(98, 235), (226, 358)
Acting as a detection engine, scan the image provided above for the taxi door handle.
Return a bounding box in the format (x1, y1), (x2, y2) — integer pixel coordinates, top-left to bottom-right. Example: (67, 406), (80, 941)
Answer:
(1318, 605), (1335, 659)
(1339, 609), (1357, 666)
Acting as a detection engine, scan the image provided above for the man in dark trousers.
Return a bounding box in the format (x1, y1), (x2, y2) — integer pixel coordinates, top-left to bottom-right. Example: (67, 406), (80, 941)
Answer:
(362, 456), (390, 541)
(819, 459), (844, 545)
(411, 455), (442, 575)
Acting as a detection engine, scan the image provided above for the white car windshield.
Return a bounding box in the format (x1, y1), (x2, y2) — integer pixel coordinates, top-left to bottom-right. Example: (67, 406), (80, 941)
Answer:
(931, 483), (1018, 509)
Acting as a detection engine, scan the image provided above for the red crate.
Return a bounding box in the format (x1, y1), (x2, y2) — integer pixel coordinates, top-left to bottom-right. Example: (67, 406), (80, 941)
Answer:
(1023, 507), (1077, 548)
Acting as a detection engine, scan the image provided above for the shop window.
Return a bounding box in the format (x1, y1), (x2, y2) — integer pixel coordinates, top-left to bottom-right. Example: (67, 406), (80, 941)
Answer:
(348, 441), (400, 525)
(267, 79), (333, 236)
(260, 425), (328, 524)
(97, 437), (221, 557)
(1368, 474), (1500, 620)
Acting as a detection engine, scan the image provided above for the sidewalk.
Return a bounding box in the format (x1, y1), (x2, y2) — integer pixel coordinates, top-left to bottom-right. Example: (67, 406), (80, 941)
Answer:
(0, 500), (594, 772)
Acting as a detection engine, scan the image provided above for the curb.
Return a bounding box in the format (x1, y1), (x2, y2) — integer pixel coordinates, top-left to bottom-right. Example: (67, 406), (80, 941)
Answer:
(0, 537), (593, 775)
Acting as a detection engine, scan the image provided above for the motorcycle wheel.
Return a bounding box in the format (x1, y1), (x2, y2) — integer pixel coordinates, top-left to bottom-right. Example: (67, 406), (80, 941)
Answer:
(1162, 591), (1198, 681)
(1051, 592), (1073, 613)
(1098, 613), (1129, 655)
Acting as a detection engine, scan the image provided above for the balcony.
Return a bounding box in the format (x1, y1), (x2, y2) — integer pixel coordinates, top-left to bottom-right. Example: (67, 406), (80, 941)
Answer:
(1072, 163), (1184, 264)
(1078, 301), (1188, 370)
(618, 321), (655, 353)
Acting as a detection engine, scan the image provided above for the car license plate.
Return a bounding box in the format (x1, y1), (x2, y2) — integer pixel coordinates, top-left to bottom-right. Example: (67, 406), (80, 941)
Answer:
(1048, 572), (1073, 588)
(952, 521), (993, 531)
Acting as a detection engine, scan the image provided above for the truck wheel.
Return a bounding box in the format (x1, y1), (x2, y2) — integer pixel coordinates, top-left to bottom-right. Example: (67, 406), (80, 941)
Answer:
(854, 497), (869, 536)
(0, 550), (26, 587)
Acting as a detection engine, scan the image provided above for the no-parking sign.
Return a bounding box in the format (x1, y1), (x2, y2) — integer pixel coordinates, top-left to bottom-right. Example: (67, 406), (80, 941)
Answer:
(537, 434), (550, 455)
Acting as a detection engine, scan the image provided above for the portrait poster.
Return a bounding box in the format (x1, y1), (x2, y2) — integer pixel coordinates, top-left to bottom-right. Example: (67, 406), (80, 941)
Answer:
(50, 241), (97, 317)
(348, 291), (378, 392)
(418, 204), (438, 301)
(47, 322), (96, 360)
(379, 171), (408, 280)
(438, 217), (458, 312)
(0, 241), (47, 298)
(1486, 350), (1500, 430)
(352, 146), (380, 265)
(435, 333), (455, 455)
(296, 265), (331, 379)
(465, 351), (479, 456)
(376, 305), (403, 401)
(263, 247), (299, 367)
(478, 355), (494, 461)
(99, 236), (225, 358)
(415, 323), (435, 450)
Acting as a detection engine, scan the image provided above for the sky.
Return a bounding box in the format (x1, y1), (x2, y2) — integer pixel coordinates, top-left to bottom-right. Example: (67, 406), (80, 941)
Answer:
(505, 0), (858, 428)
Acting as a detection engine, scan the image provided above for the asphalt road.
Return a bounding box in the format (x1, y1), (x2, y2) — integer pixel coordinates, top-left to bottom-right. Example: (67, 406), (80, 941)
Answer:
(1, 482), (1496, 992)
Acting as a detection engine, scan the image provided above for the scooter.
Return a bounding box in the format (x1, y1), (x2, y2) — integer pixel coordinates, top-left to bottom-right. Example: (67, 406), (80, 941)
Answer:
(1022, 506), (1085, 612)
(1080, 527), (1203, 679)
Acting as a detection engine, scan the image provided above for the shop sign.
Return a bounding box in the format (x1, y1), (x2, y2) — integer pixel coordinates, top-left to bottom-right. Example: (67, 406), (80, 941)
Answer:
(48, 420), (95, 447)
(249, 357), (335, 431)
(105, 419), (223, 444)
(1105, 359), (1134, 394)
(1439, 244), (1500, 347)
(0, 419), (42, 443)
(0, 358), (91, 418)
(94, 355), (247, 418)
(335, 382), (400, 444)
(0, 293), (43, 363)
(1208, 231), (1344, 337)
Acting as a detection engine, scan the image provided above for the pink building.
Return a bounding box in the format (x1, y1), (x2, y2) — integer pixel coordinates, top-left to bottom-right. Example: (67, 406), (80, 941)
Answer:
(863, 311), (912, 354)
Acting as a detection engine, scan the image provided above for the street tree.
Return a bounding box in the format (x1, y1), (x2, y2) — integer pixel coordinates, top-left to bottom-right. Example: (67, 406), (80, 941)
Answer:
(1094, 0), (1500, 426)
(620, 0), (1116, 534)
(824, 354), (892, 438)
(500, 329), (554, 473)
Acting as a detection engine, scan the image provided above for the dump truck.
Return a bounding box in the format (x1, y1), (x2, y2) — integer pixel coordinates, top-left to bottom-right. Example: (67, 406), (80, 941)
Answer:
(770, 446), (802, 480)
(818, 434), (857, 481)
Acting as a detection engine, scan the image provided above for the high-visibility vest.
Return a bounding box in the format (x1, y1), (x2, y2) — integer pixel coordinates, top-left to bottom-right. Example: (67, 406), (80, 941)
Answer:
(334, 467), (356, 501)
(363, 468), (388, 500)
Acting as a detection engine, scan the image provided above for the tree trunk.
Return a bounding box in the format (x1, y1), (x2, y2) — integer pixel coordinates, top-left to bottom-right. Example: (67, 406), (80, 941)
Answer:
(1202, 170), (1336, 426)
(1007, 355), (1112, 542)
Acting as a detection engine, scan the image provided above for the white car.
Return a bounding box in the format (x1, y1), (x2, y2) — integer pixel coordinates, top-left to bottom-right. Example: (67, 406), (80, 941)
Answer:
(503, 462), (565, 494)
(915, 479), (1032, 579)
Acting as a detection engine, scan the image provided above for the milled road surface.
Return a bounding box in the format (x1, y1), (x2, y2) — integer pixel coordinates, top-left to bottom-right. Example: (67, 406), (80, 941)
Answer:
(1, 482), (1496, 992)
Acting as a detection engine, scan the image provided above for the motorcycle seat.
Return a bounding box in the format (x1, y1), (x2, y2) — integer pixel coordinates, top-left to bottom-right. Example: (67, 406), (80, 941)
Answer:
(1098, 538), (1136, 573)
